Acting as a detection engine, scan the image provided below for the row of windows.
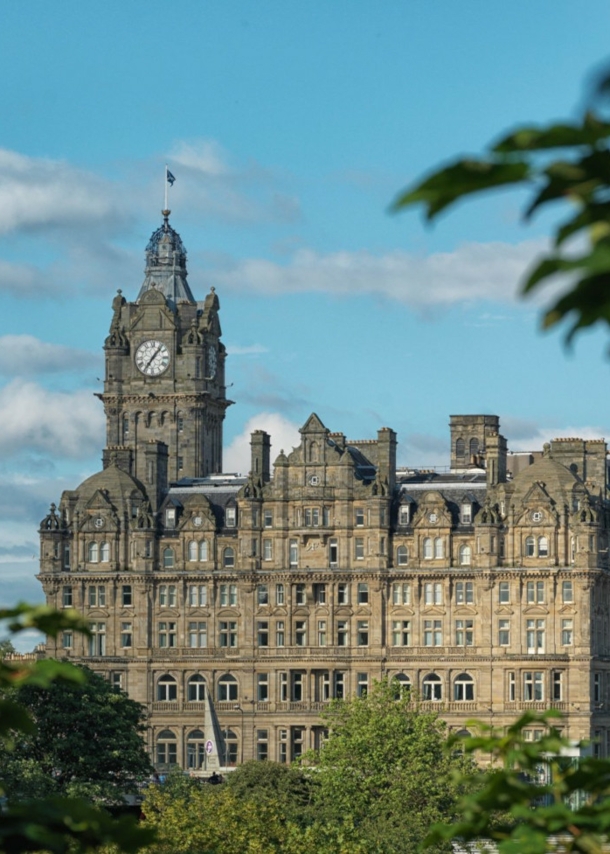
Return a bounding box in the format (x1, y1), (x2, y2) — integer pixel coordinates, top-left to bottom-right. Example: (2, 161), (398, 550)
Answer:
(68, 614), (575, 654)
(63, 578), (576, 612)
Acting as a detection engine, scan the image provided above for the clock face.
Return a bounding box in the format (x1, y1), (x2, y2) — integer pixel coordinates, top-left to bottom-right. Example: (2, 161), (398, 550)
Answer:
(135, 340), (170, 376)
(428, 513), (438, 523)
(208, 345), (217, 378)
(193, 515), (202, 527)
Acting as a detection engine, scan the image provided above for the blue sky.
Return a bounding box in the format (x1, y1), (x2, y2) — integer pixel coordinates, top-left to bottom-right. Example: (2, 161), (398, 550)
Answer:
(2, 1), (610, 636)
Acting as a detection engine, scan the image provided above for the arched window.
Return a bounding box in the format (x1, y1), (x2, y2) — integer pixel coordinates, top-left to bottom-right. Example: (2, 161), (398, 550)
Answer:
(459, 544), (472, 566)
(188, 541), (198, 562)
(525, 536), (535, 557)
(87, 542), (99, 563)
(397, 545), (408, 566)
(157, 675), (177, 702)
(434, 537), (444, 559)
(199, 540), (208, 561)
(163, 548), (175, 568)
(423, 538), (432, 560)
(422, 673), (442, 701)
(309, 442), (319, 462)
(187, 674), (206, 702)
(156, 729), (177, 768)
(392, 673), (411, 698)
(218, 674), (238, 702)
(223, 547), (235, 568)
(454, 673), (475, 701)
(538, 536), (549, 557)
(456, 438), (465, 458)
(100, 542), (110, 563)
(187, 729), (205, 769)
(223, 729), (238, 766)
(469, 438), (479, 458)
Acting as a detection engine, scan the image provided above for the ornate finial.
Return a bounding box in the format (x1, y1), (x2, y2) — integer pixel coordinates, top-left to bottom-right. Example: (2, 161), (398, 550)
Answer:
(162, 209), (171, 222)
(117, 288), (122, 295)
(210, 286), (216, 293)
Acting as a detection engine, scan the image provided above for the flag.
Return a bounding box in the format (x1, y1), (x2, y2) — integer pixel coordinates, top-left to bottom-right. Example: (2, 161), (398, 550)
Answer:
(166, 169), (176, 186)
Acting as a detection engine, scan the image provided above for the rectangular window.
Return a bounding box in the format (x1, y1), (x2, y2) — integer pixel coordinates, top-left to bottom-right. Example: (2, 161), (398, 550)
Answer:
(561, 618), (573, 646)
(392, 582), (411, 605)
(553, 671), (563, 702)
(257, 621), (269, 647)
(334, 671), (345, 699)
(355, 508), (365, 527)
(499, 581), (510, 604)
(357, 620), (369, 646)
(562, 580), (573, 603)
(455, 619), (474, 647)
(357, 672), (368, 697)
(279, 672), (288, 702)
(526, 580), (545, 604)
(289, 539), (298, 566)
(498, 619), (510, 646)
(329, 538), (338, 565)
(278, 728), (288, 763)
(392, 620), (410, 646)
(314, 583), (327, 605)
(508, 671), (515, 701)
(177, 456), (183, 471)
(337, 620), (349, 646)
(295, 583), (306, 606)
(225, 507), (236, 527)
(158, 621), (177, 648)
(594, 673), (601, 703)
(337, 582), (349, 605)
(257, 730), (268, 761)
(219, 621), (238, 648)
(220, 584), (237, 607)
(159, 584), (177, 607)
(318, 620), (327, 646)
(62, 585), (73, 608)
(355, 538), (364, 560)
(120, 622), (132, 648)
(188, 621), (207, 648)
(62, 630), (73, 649)
(257, 584), (269, 606)
(188, 585), (207, 607)
(275, 583), (284, 605)
(423, 619), (442, 647)
(263, 539), (273, 561)
(264, 509), (273, 528)
(292, 672), (303, 702)
(295, 620), (307, 646)
(526, 619), (545, 653)
(357, 583), (369, 604)
(88, 622), (106, 656)
(121, 585), (132, 607)
(276, 620), (285, 647)
(455, 581), (474, 605)
(424, 582), (443, 605)
(88, 585), (106, 608)
(257, 673), (269, 702)
(524, 671), (544, 701)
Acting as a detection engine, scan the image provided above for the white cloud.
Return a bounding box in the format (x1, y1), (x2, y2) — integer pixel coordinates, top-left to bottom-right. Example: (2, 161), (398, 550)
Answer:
(507, 424), (608, 453)
(205, 239), (547, 307)
(0, 148), (123, 235)
(226, 343), (269, 356)
(224, 413), (302, 475)
(0, 335), (100, 376)
(0, 380), (104, 458)
(170, 140), (231, 178)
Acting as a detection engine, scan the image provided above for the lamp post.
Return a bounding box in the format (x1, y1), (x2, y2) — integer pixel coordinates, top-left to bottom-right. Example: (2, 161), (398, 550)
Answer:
(234, 704), (244, 764)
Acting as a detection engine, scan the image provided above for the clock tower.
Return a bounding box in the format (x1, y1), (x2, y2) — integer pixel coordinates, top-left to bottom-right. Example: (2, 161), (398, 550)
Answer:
(100, 210), (231, 486)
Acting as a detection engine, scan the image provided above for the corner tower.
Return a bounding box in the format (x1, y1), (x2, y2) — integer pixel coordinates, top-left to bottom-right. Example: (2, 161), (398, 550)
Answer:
(100, 211), (231, 483)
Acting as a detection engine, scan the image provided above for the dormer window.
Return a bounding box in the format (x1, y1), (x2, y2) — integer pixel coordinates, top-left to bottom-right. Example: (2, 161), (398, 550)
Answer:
(461, 503), (472, 524)
(226, 506), (236, 527)
(399, 506), (410, 526)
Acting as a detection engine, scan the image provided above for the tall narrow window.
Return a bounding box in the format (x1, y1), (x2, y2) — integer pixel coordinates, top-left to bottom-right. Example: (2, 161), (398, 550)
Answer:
(289, 540), (298, 567)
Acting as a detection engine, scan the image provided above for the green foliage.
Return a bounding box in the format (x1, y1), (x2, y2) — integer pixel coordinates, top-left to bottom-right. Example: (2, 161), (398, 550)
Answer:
(308, 680), (477, 854)
(225, 760), (315, 827)
(0, 604), (154, 854)
(425, 710), (610, 854)
(1, 666), (152, 803)
(392, 68), (610, 345)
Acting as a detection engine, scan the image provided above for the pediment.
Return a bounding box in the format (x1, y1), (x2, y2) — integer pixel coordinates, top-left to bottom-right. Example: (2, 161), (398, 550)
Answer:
(421, 606), (446, 616)
(256, 605), (271, 615)
(158, 608), (180, 618)
(272, 607), (288, 617)
(558, 604), (577, 615)
(217, 608), (240, 618)
(390, 607), (414, 617)
(454, 605), (477, 616)
(334, 607), (353, 617)
(495, 605), (514, 616)
(293, 607), (310, 617)
(300, 412), (328, 434)
(179, 500), (216, 531)
(87, 608), (109, 618)
(522, 605), (549, 616)
(315, 606), (330, 617)
(355, 605), (372, 616)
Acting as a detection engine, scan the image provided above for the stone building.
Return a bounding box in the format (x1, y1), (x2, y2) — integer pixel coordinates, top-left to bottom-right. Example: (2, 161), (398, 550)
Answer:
(39, 213), (610, 770)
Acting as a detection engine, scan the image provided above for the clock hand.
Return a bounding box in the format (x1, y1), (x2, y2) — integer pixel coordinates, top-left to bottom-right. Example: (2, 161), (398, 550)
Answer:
(144, 347), (162, 371)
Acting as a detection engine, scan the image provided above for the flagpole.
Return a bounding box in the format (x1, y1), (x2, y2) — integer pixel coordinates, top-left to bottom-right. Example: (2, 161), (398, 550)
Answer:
(164, 164), (169, 212)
